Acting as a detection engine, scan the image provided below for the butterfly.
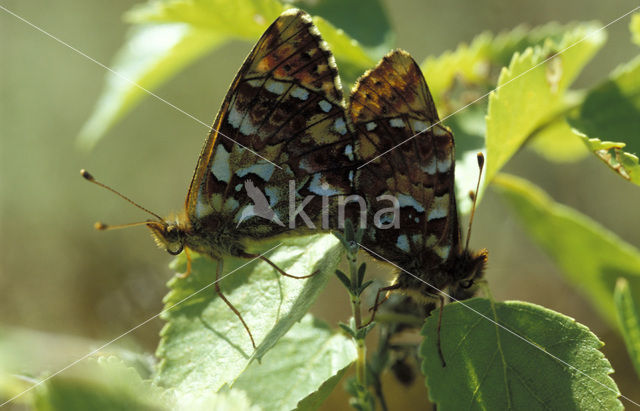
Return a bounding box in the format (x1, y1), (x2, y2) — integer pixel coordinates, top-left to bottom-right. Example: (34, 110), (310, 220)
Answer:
(348, 50), (488, 365)
(83, 9), (356, 349)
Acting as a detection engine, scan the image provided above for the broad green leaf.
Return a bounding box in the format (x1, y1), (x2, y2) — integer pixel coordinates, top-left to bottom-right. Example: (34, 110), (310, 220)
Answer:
(421, 299), (621, 410)
(485, 23), (606, 185)
(155, 234), (342, 393)
(172, 389), (260, 411)
(569, 56), (640, 185)
(233, 314), (356, 411)
(614, 278), (640, 379)
(631, 13), (640, 46)
(126, 0), (286, 37)
(421, 22), (592, 110)
(493, 173), (640, 322)
(32, 356), (166, 411)
(78, 24), (222, 148)
(528, 116), (589, 163)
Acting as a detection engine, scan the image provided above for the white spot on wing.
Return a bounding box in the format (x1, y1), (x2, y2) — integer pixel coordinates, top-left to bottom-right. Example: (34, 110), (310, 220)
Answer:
(291, 87), (309, 100)
(366, 122), (377, 131)
(227, 104), (242, 129)
(309, 173), (340, 196)
(396, 235), (410, 252)
(236, 162), (275, 181)
(247, 79), (263, 88)
(422, 157), (436, 175)
(344, 144), (354, 161)
(397, 194), (425, 212)
(334, 118), (347, 135)
(411, 119), (429, 133)
(265, 79), (286, 95)
(426, 235), (438, 247)
(264, 187), (279, 207)
(433, 126), (448, 137)
(211, 145), (231, 183)
(435, 245), (450, 259)
(348, 170), (354, 182)
(239, 118), (259, 136)
(235, 184), (242, 192)
(437, 157), (451, 173)
(318, 100), (332, 113)
(389, 118), (405, 128)
(428, 194), (449, 221)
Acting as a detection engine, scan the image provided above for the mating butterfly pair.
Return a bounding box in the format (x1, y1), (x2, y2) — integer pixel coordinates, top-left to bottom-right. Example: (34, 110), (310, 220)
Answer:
(84, 9), (486, 352)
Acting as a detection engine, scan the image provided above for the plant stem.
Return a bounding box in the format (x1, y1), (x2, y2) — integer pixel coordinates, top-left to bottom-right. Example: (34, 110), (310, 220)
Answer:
(348, 252), (367, 386)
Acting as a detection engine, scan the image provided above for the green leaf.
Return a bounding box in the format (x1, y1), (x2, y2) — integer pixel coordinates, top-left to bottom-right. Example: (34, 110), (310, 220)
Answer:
(420, 22), (593, 110)
(527, 115), (589, 163)
(78, 24), (222, 148)
(493, 173), (640, 322)
(421, 299), (622, 410)
(233, 314), (357, 411)
(32, 356), (166, 411)
(614, 278), (640, 379)
(485, 23), (606, 185)
(172, 389), (261, 411)
(155, 234), (342, 393)
(126, 0), (286, 36)
(569, 56), (640, 185)
(631, 13), (640, 46)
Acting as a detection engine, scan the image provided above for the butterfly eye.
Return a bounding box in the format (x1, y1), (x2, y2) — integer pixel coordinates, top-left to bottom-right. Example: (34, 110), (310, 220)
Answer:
(460, 279), (474, 289)
(166, 243), (184, 256)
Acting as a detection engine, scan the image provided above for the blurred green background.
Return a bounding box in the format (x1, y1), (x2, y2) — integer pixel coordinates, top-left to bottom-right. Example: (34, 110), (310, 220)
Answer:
(2, 0), (640, 408)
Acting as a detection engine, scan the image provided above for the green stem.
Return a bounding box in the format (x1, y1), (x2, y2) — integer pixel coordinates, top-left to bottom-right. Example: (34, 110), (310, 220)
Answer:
(348, 252), (367, 386)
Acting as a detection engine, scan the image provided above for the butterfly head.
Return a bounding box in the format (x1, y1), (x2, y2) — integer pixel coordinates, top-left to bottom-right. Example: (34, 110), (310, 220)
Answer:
(452, 248), (488, 292)
(147, 219), (186, 256)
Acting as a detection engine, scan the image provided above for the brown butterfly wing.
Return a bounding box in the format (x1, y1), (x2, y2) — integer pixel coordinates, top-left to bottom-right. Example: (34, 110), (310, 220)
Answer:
(185, 9), (355, 237)
(349, 50), (461, 270)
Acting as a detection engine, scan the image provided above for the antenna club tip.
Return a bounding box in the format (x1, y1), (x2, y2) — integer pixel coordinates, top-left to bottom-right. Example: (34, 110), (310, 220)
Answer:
(468, 190), (476, 201)
(80, 169), (94, 181)
(476, 153), (485, 168)
(94, 222), (108, 230)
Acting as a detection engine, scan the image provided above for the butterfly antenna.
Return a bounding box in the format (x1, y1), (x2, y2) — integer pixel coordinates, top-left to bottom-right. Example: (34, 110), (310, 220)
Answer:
(80, 169), (164, 223)
(464, 153), (484, 252)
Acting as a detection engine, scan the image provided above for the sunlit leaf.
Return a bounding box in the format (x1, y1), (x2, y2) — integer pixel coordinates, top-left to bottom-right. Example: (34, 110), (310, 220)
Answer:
(485, 23), (606, 184)
(493, 173), (640, 322)
(155, 234), (342, 393)
(569, 56), (640, 185)
(421, 299), (622, 410)
(233, 314), (356, 411)
(614, 278), (640, 379)
(631, 12), (640, 46)
(78, 24), (222, 148)
(32, 356), (166, 411)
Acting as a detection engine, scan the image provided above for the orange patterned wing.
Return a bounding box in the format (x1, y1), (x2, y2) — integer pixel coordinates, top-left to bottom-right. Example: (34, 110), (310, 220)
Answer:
(349, 50), (461, 270)
(185, 9), (355, 237)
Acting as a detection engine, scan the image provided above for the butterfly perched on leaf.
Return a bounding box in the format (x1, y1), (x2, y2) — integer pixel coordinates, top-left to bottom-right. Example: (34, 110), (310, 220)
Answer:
(348, 49), (488, 364)
(83, 9), (357, 348)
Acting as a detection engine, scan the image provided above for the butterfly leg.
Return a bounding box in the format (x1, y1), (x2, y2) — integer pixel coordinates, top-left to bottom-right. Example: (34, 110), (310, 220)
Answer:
(240, 252), (317, 279)
(364, 283), (401, 326)
(214, 259), (256, 349)
(176, 248), (192, 279)
(436, 294), (446, 368)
